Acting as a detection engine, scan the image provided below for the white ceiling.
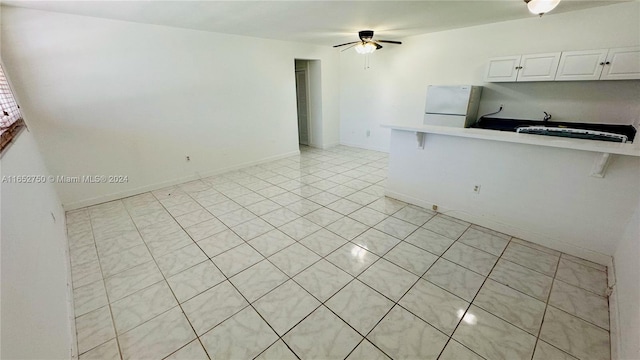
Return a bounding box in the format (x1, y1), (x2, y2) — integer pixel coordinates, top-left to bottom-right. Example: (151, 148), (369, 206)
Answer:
(3, 1), (625, 46)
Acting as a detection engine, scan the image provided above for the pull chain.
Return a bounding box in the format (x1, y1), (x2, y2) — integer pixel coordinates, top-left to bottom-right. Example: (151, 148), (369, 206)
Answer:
(364, 54), (371, 70)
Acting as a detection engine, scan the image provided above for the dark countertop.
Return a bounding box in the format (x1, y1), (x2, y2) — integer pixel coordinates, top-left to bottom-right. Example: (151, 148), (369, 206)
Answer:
(472, 117), (637, 142)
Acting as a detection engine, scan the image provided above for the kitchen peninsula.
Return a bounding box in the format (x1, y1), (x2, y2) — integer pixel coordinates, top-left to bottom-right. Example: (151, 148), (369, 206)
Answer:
(381, 123), (640, 265)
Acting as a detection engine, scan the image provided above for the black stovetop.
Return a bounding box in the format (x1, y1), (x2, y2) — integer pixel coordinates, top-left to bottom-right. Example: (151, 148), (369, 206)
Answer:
(472, 117), (637, 142)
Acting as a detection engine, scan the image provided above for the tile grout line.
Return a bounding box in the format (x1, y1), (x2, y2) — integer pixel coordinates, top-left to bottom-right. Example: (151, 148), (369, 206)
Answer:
(529, 253), (563, 360)
(188, 148), (390, 358)
(71, 147), (391, 358)
(85, 210), (124, 359)
(184, 152), (399, 358)
(328, 213), (473, 360)
(153, 180), (332, 359)
(71, 146), (609, 360)
(86, 188), (443, 358)
(83, 206), (449, 358)
(432, 235), (515, 360)
(339, 214), (508, 359)
(423, 226), (487, 359)
(147, 189), (290, 360)
(66, 228), (87, 358)
(123, 194), (214, 360)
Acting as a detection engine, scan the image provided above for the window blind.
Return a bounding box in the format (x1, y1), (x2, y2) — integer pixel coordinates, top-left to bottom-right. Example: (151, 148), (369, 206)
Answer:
(0, 64), (25, 152)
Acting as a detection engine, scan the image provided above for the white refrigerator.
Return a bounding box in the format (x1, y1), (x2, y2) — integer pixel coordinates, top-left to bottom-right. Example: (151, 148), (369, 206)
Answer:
(423, 85), (483, 128)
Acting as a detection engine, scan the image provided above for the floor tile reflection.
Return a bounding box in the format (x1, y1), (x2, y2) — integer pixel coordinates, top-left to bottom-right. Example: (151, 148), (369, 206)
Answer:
(67, 145), (610, 360)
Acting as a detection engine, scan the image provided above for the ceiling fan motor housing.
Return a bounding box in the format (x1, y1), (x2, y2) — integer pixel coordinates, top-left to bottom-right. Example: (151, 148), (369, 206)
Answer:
(359, 30), (374, 41)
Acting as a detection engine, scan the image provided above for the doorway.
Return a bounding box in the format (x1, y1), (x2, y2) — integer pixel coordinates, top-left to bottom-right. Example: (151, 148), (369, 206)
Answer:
(294, 60), (310, 146)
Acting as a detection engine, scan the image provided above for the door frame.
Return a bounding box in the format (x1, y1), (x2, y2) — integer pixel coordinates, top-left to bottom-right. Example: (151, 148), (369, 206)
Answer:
(295, 63), (311, 146)
(294, 58), (323, 148)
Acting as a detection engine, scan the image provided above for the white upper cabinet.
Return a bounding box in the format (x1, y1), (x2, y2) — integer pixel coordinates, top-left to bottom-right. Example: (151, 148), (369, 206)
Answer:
(516, 53), (561, 82)
(484, 53), (560, 82)
(485, 46), (640, 83)
(555, 49), (608, 81)
(600, 47), (640, 80)
(484, 55), (521, 82)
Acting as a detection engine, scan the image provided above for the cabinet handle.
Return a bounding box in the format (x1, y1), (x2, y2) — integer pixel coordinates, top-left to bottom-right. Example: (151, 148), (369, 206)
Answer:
(605, 61), (611, 65)
(515, 66), (523, 70)
(600, 62), (605, 65)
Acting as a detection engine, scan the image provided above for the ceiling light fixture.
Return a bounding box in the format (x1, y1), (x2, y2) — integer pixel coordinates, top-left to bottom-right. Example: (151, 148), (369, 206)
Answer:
(354, 41), (376, 54)
(524, 0), (561, 16)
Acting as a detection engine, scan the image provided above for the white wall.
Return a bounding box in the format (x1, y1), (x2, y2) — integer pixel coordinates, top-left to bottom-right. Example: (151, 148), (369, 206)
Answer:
(612, 200), (640, 360)
(1, 6), (340, 209)
(384, 129), (640, 360)
(386, 130), (640, 261)
(0, 130), (74, 359)
(339, 5), (640, 357)
(340, 2), (640, 151)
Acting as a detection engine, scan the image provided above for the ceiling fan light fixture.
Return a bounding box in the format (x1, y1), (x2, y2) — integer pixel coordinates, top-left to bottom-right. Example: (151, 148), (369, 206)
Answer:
(354, 42), (376, 54)
(525, 0), (561, 16)
(358, 30), (374, 42)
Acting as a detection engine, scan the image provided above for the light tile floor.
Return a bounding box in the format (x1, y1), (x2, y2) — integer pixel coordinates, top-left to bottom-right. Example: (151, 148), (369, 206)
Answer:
(67, 145), (611, 360)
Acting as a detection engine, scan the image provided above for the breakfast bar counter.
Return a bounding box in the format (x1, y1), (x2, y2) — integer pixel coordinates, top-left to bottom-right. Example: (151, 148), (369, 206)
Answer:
(380, 123), (640, 265)
(381, 123), (640, 157)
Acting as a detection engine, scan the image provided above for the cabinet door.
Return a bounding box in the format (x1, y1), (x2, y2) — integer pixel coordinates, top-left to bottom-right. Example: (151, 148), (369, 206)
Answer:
(601, 47), (640, 80)
(516, 52), (561, 82)
(555, 49), (608, 81)
(484, 55), (521, 82)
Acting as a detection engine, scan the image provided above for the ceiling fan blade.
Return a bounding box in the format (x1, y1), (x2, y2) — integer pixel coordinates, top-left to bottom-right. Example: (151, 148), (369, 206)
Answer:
(340, 43), (358, 52)
(376, 40), (402, 45)
(333, 41), (360, 48)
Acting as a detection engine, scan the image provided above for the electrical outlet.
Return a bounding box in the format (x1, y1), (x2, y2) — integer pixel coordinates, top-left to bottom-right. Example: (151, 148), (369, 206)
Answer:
(186, 156), (191, 161)
(473, 185), (481, 194)
(366, 130), (371, 137)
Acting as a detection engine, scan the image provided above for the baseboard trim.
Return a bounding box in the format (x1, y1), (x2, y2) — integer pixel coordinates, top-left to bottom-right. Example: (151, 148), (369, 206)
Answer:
(609, 260), (620, 360)
(319, 142), (340, 150)
(385, 190), (613, 266)
(63, 150), (301, 210)
(339, 141), (389, 153)
(65, 239), (78, 360)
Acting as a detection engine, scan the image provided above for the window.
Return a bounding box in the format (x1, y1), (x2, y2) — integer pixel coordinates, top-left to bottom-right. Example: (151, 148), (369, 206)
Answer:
(0, 63), (25, 152)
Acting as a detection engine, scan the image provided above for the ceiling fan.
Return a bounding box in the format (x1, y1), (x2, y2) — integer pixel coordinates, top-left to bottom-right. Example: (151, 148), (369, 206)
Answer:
(333, 30), (402, 54)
